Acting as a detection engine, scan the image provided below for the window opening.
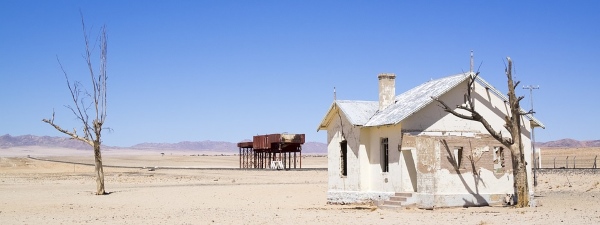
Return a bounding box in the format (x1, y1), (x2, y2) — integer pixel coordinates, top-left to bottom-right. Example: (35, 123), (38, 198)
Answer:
(493, 146), (505, 173)
(340, 140), (348, 176)
(381, 138), (389, 172)
(454, 147), (463, 169)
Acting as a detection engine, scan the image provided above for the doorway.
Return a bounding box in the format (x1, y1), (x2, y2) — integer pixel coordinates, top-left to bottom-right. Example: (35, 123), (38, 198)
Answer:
(401, 149), (418, 192)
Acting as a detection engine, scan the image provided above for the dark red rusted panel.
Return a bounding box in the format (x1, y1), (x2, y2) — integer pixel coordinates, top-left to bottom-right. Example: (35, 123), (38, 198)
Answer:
(253, 135), (270, 150)
(237, 142), (253, 148)
(268, 134), (281, 145)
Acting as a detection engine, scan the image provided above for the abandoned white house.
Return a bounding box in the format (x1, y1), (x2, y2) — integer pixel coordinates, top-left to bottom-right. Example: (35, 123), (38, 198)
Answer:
(317, 72), (544, 208)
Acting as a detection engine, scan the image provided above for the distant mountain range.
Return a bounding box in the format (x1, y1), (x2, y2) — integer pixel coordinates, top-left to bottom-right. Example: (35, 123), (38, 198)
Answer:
(535, 139), (600, 148)
(0, 134), (328, 153)
(2, 134), (598, 153)
(0, 134), (91, 149)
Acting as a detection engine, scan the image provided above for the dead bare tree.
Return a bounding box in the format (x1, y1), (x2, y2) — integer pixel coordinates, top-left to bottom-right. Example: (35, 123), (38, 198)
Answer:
(42, 15), (108, 195)
(432, 57), (530, 207)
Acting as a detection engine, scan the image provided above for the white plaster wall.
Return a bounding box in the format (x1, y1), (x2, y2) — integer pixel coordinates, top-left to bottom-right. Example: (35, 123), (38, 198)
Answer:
(412, 136), (516, 208)
(363, 124), (406, 193)
(434, 169), (513, 194)
(432, 139), (513, 196)
(358, 128), (371, 192)
(326, 109), (362, 192)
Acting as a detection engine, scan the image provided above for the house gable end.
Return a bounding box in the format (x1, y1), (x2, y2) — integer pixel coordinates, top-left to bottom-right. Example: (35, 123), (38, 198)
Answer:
(317, 103), (337, 131)
(317, 100), (379, 131)
(401, 76), (533, 136)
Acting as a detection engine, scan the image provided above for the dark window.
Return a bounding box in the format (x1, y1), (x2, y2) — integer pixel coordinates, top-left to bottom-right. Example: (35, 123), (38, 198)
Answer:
(454, 147), (463, 169)
(340, 140), (348, 176)
(381, 138), (389, 172)
(493, 146), (505, 173)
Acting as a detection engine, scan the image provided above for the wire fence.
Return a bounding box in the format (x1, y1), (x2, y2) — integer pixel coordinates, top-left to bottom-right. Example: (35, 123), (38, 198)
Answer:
(541, 155), (598, 169)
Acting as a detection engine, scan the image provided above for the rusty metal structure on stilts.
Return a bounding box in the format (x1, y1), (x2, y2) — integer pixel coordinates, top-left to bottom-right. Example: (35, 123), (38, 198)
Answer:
(238, 133), (304, 170)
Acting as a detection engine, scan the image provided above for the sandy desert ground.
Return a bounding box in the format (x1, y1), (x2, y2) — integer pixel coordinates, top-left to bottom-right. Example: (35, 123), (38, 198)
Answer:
(1, 147), (600, 225)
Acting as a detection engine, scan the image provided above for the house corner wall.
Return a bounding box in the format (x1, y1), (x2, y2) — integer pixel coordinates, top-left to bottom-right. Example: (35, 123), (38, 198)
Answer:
(326, 110), (376, 204)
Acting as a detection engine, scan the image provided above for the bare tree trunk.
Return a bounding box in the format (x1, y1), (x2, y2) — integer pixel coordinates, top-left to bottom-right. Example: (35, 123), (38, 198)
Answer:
(94, 142), (105, 195)
(505, 57), (529, 207)
(510, 145), (528, 207)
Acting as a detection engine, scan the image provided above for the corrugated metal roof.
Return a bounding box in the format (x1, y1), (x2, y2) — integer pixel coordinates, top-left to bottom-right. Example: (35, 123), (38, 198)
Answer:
(318, 72), (545, 129)
(364, 73), (469, 126)
(335, 100), (379, 126)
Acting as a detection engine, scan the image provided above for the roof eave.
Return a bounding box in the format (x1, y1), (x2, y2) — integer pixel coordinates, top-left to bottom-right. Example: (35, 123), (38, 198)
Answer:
(529, 119), (546, 129)
(316, 102), (337, 131)
(365, 121), (398, 127)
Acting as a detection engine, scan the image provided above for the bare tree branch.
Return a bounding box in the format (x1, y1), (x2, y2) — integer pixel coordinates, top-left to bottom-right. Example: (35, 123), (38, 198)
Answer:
(520, 109), (535, 116)
(42, 118), (93, 146)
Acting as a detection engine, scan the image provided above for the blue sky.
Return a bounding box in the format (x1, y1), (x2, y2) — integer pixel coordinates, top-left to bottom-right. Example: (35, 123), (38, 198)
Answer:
(1, 1), (599, 147)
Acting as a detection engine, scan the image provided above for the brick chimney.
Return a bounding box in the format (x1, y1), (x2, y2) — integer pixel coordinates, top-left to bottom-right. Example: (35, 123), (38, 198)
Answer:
(378, 73), (396, 110)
